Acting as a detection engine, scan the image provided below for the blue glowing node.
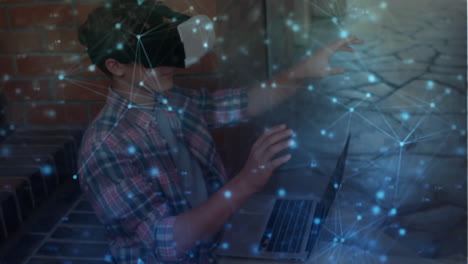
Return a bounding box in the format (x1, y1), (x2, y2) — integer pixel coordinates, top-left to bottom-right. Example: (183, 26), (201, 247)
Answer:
(221, 242), (229, 249)
(58, 74), (65, 80)
(127, 193), (134, 199)
(333, 183), (339, 189)
(357, 215), (362, 221)
(372, 206), (381, 215)
(41, 165), (53, 175)
(224, 190), (232, 199)
(332, 97), (338, 103)
(314, 218), (321, 225)
(331, 17), (338, 24)
(115, 23), (121, 29)
(310, 160), (318, 168)
(1, 146), (10, 156)
(136, 34), (141, 40)
(350, 108), (355, 113)
(278, 188), (286, 197)
(104, 254), (113, 263)
(116, 43), (124, 50)
(340, 238), (346, 243)
(389, 208), (397, 216)
(127, 104), (132, 109)
(427, 80), (435, 89)
(340, 30), (349, 38)
(72, 175), (78, 180)
(445, 88), (451, 94)
(368, 75), (377, 83)
(292, 24), (300, 32)
(451, 124), (457, 130)
(376, 190), (385, 199)
(457, 75), (464, 81)
(150, 168), (160, 177)
(400, 112), (410, 121)
(289, 140), (298, 149)
(379, 255), (388, 262)
(320, 129), (327, 136)
(400, 142), (405, 147)
(430, 102), (435, 108)
(162, 98), (168, 104)
(366, 92), (372, 98)
(399, 228), (406, 236)
(307, 85), (314, 91)
(128, 146), (136, 155)
(380, 2), (388, 9)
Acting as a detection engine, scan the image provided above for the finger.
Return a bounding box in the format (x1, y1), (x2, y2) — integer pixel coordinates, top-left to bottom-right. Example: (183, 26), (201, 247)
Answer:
(326, 67), (345, 76)
(257, 129), (294, 155)
(263, 139), (293, 162)
(269, 154), (292, 170)
(253, 124), (288, 149)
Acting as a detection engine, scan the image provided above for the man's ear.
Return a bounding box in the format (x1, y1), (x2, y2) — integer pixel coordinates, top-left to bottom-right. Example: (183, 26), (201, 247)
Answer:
(104, 58), (125, 77)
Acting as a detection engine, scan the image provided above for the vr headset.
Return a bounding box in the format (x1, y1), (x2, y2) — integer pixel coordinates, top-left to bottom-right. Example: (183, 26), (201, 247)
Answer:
(88, 5), (215, 69)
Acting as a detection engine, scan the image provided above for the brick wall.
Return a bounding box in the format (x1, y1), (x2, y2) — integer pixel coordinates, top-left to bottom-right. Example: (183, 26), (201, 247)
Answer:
(0, 0), (218, 127)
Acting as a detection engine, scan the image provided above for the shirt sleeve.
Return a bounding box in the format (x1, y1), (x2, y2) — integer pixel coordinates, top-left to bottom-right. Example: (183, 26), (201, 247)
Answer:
(195, 87), (250, 129)
(79, 143), (189, 262)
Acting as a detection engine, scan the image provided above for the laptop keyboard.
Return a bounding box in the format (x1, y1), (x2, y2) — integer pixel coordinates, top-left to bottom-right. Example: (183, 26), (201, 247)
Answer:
(259, 199), (314, 253)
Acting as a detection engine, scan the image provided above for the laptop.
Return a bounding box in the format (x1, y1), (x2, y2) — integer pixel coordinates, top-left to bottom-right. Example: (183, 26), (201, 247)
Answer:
(216, 135), (351, 262)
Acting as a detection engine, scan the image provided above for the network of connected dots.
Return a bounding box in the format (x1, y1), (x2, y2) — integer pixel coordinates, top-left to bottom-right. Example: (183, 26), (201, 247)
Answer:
(1, 0), (464, 262)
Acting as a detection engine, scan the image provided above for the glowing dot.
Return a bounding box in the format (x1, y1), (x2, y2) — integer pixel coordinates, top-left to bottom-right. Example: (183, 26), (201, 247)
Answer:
(128, 146), (136, 154)
(150, 168), (160, 177)
(331, 17), (338, 24)
(430, 102), (435, 108)
(389, 208), (397, 216)
(427, 81), (435, 89)
(404, 58), (415, 64)
(399, 228), (406, 236)
(333, 183), (339, 189)
(221, 55), (228, 61)
(456, 75), (464, 81)
(340, 238), (345, 243)
(379, 2), (387, 9)
(88, 64), (96, 72)
(310, 160), (318, 167)
(192, 28), (198, 33)
(278, 189), (286, 197)
(357, 215), (362, 221)
(127, 193), (133, 199)
(376, 190), (385, 199)
(224, 190), (232, 199)
(204, 23), (213, 30)
(139, 81), (144, 86)
(162, 98), (168, 104)
(350, 108), (355, 113)
(73, 175), (78, 180)
(58, 74), (64, 80)
(372, 206), (381, 215)
(314, 218), (321, 224)
(178, 109), (184, 115)
(307, 85), (314, 91)
(261, 83), (267, 89)
(320, 129), (327, 136)
(400, 142), (405, 147)
(289, 140), (297, 149)
(221, 242), (229, 249)
(368, 74), (377, 83)
(167, 106), (173, 111)
(41, 165), (53, 175)
(292, 24), (300, 32)
(195, 19), (201, 24)
(116, 43), (124, 50)
(379, 255), (388, 262)
(271, 82), (277, 88)
(203, 42), (208, 48)
(444, 88), (451, 94)
(136, 35), (141, 40)
(128, 104), (132, 109)
(306, 50), (312, 56)
(366, 92), (372, 98)
(332, 97), (337, 103)
(115, 23), (121, 29)
(340, 30), (349, 38)
(451, 124), (457, 130)
(400, 112), (410, 121)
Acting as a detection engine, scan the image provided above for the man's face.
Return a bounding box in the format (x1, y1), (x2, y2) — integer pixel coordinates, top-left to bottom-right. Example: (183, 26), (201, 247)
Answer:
(121, 63), (176, 93)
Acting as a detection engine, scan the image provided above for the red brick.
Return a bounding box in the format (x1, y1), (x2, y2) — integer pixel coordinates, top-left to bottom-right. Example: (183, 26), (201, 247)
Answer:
(45, 30), (84, 52)
(27, 104), (88, 125)
(0, 8), (6, 29)
(0, 0), (31, 3)
(16, 55), (82, 77)
(56, 79), (109, 101)
(1, 80), (50, 101)
(0, 56), (15, 77)
(90, 103), (105, 119)
(174, 52), (219, 75)
(5, 104), (25, 124)
(9, 5), (73, 28)
(75, 4), (101, 25)
(0, 31), (43, 53)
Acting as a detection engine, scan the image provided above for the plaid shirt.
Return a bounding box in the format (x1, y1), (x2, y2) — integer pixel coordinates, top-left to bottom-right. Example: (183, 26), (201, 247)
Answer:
(78, 85), (249, 264)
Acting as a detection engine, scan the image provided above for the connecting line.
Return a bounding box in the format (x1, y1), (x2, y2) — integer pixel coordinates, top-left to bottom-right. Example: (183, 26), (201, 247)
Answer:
(392, 146), (404, 207)
(345, 111), (353, 136)
(75, 108), (131, 176)
(372, 103), (400, 142)
(59, 79), (109, 98)
(325, 111), (351, 131)
(353, 111), (399, 143)
(344, 214), (387, 239)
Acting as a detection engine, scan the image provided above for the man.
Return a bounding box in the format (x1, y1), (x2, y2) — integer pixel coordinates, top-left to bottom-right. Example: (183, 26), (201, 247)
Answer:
(77, 1), (364, 263)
